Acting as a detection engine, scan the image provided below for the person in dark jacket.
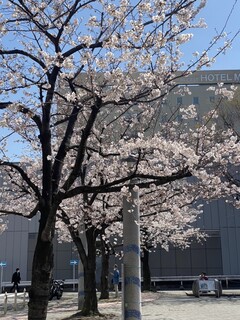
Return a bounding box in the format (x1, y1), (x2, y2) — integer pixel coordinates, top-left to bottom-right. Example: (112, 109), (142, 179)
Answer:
(10, 268), (21, 292)
(111, 264), (120, 298)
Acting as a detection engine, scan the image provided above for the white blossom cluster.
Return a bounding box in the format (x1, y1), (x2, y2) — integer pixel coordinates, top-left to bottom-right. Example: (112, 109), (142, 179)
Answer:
(0, 0), (238, 253)
(207, 83), (237, 100)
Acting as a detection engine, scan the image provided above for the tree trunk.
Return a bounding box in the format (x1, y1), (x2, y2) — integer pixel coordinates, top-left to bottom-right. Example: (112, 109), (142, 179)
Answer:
(66, 221), (100, 316)
(80, 226), (99, 316)
(100, 235), (110, 299)
(28, 219), (54, 319)
(142, 248), (151, 291)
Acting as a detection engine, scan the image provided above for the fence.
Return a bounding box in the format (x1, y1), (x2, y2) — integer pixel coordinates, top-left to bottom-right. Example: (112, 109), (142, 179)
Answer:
(0, 289), (28, 315)
(149, 275), (240, 289)
(3, 275), (240, 292)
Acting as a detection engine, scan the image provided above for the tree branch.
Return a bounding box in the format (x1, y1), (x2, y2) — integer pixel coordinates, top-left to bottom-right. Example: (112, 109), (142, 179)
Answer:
(0, 162), (41, 199)
(63, 167), (192, 198)
(0, 48), (46, 69)
(0, 203), (39, 219)
(0, 102), (42, 131)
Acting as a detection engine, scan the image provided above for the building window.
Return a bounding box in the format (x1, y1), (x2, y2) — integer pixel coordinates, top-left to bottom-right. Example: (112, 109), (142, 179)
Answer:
(209, 96), (215, 103)
(177, 97), (183, 105)
(176, 114), (182, 122)
(193, 97), (199, 105)
(161, 115), (168, 123)
(194, 114), (200, 122)
(162, 98), (167, 105)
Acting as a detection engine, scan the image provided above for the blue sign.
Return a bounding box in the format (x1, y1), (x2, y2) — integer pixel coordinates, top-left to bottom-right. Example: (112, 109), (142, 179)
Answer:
(70, 260), (78, 266)
(0, 261), (7, 267)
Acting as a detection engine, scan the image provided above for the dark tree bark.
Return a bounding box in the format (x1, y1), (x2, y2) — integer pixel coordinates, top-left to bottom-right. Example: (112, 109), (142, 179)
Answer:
(99, 235), (110, 299)
(80, 226), (99, 315)
(28, 212), (55, 319)
(66, 221), (100, 316)
(61, 209), (100, 316)
(142, 248), (151, 291)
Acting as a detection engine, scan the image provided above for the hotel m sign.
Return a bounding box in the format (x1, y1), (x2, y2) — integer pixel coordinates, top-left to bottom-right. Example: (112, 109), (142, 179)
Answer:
(177, 70), (240, 85)
(200, 72), (240, 83)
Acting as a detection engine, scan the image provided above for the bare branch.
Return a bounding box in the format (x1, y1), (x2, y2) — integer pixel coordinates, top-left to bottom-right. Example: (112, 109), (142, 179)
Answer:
(0, 202), (39, 219)
(0, 162), (41, 199)
(64, 167), (192, 198)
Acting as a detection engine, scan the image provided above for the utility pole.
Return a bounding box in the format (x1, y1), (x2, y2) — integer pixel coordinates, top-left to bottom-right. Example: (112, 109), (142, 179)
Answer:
(122, 179), (141, 320)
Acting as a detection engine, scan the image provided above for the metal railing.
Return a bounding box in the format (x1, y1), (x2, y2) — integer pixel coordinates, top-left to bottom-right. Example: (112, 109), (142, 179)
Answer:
(118, 275), (240, 289)
(2, 274), (240, 292)
(149, 275), (240, 289)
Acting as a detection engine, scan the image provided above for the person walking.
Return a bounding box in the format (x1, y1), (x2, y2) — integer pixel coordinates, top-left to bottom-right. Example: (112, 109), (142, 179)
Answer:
(112, 264), (120, 298)
(10, 268), (21, 292)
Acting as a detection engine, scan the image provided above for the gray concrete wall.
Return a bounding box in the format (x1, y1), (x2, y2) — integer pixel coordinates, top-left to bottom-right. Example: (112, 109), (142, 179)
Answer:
(0, 214), (37, 282)
(148, 232), (223, 277)
(0, 214), (78, 283)
(196, 200), (240, 275)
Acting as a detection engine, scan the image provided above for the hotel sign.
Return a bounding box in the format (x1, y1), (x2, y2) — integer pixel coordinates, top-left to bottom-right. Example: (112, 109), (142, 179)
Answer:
(200, 72), (240, 83)
(176, 70), (240, 85)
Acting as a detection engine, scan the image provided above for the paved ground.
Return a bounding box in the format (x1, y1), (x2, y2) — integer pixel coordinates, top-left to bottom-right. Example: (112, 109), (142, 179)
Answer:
(1, 289), (240, 319)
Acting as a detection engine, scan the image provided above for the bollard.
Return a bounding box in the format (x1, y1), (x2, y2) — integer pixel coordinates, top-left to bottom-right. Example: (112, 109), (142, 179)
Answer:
(23, 288), (26, 307)
(14, 290), (17, 311)
(3, 292), (7, 315)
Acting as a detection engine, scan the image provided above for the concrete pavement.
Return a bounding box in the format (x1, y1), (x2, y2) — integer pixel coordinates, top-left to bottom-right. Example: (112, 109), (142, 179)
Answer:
(1, 289), (240, 319)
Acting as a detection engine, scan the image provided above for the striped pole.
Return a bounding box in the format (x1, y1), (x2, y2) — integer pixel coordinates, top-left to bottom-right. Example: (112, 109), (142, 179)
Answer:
(122, 180), (141, 320)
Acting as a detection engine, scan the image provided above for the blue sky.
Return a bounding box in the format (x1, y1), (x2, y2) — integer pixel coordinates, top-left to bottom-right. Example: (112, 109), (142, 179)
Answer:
(189, 0), (240, 70)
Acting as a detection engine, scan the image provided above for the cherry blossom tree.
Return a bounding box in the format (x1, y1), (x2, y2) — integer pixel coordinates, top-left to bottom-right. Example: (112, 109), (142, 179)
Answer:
(0, 0), (238, 319)
(57, 185), (205, 295)
(213, 88), (240, 207)
(0, 218), (6, 234)
(55, 101), (240, 305)
(217, 88), (240, 133)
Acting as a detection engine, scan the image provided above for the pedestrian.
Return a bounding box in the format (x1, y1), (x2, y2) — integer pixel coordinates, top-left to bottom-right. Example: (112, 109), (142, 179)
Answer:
(112, 264), (120, 298)
(10, 268), (21, 292)
(199, 272), (208, 280)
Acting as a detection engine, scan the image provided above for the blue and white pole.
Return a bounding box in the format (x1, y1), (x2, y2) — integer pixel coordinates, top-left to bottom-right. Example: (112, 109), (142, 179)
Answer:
(0, 262), (7, 293)
(78, 224), (87, 310)
(122, 180), (141, 320)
